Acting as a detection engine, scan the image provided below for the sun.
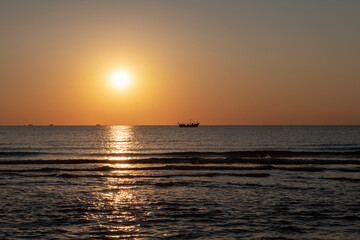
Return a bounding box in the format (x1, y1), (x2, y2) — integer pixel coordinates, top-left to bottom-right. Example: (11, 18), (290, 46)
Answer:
(111, 70), (131, 88)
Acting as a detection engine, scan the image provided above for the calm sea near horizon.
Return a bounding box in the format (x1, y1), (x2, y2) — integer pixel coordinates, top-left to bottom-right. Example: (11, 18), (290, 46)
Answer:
(1, 125), (360, 239)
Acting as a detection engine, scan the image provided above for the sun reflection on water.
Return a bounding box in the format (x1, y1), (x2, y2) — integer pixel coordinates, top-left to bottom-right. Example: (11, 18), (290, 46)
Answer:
(106, 126), (134, 157)
(84, 174), (150, 238)
(82, 126), (155, 238)
(107, 156), (131, 161)
(112, 163), (131, 168)
(87, 126), (147, 237)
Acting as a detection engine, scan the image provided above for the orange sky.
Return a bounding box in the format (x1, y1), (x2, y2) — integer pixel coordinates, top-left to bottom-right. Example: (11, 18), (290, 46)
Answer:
(1, 1), (360, 125)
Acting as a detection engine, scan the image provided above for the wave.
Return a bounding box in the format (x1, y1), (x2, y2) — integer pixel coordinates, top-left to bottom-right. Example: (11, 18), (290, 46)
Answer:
(1, 149), (360, 158)
(302, 143), (359, 147)
(1, 157), (359, 165)
(154, 181), (192, 187)
(322, 177), (360, 182)
(1, 172), (271, 179)
(0, 151), (44, 156)
(152, 150), (360, 157)
(335, 167), (360, 172)
(0, 165), (274, 173)
(2, 165), (359, 175)
(276, 166), (326, 172)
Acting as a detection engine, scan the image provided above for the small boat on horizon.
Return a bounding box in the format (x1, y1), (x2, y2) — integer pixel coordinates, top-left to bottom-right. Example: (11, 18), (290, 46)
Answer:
(178, 119), (199, 128)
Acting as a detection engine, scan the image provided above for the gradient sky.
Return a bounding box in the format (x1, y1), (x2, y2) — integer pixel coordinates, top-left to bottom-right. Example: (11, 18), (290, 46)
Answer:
(1, 0), (359, 125)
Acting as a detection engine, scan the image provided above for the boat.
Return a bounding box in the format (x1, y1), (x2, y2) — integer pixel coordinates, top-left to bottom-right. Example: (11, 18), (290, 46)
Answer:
(178, 119), (199, 127)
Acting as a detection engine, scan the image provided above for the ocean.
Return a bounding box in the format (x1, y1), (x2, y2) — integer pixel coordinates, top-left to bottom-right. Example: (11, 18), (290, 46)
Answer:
(1, 125), (359, 239)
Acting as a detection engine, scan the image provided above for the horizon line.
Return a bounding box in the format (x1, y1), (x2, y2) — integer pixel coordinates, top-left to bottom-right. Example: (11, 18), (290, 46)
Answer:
(1, 124), (360, 127)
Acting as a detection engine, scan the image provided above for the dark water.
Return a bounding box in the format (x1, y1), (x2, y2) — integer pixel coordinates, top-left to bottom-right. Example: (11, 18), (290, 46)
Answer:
(1, 126), (360, 239)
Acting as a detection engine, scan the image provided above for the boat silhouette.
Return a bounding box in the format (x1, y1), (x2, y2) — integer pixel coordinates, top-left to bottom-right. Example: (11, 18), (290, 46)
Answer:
(178, 119), (199, 127)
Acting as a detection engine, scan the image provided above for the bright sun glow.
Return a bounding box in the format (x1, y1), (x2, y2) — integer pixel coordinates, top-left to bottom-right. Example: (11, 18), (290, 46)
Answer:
(111, 71), (131, 88)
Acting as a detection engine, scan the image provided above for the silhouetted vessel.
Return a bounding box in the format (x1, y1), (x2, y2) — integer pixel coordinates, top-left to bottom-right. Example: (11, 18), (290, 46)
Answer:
(178, 119), (199, 128)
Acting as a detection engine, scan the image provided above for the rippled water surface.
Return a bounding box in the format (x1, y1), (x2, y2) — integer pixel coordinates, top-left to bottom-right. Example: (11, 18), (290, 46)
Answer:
(1, 126), (360, 239)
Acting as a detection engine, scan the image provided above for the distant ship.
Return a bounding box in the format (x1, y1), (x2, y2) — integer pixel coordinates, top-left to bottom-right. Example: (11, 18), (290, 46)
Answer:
(178, 119), (199, 128)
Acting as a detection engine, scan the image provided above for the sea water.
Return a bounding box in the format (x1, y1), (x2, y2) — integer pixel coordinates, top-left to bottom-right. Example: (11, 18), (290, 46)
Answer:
(0, 126), (359, 239)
